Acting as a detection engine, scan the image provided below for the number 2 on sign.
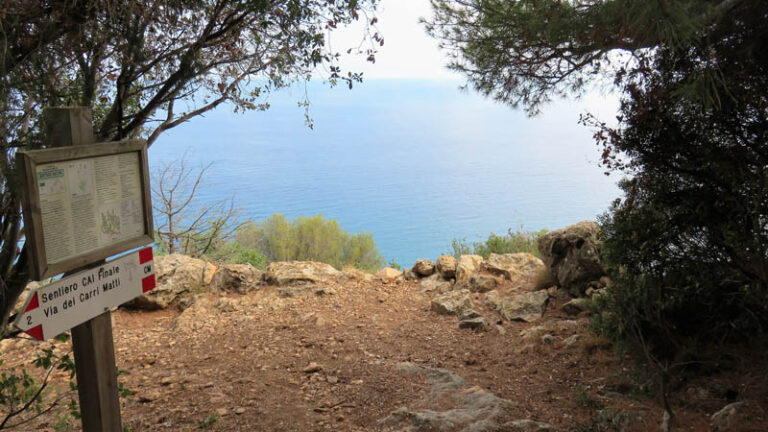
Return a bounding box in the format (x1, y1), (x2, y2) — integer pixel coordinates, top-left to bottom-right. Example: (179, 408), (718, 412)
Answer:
(27, 316), (32, 325)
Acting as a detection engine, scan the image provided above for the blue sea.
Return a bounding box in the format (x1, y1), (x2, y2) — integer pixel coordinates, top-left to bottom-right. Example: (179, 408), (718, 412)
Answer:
(148, 80), (621, 267)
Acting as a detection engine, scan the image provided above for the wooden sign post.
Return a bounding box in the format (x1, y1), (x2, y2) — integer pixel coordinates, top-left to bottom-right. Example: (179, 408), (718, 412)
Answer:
(49, 108), (122, 432)
(16, 107), (156, 431)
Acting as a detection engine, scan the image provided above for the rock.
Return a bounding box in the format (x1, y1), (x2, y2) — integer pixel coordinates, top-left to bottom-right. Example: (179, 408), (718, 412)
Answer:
(213, 297), (241, 313)
(265, 261), (340, 286)
(412, 259), (435, 277)
(467, 274), (498, 293)
(563, 335), (582, 347)
(460, 309), (482, 320)
(562, 298), (592, 316)
(498, 291), (549, 322)
(126, 254), (216, 310)
(455, 255), (483, 283)
(340, 268), (375, 283)
(209, 263), (262, 294)
(431, 289), (471, 316)
(537, 221), (605, 296)
(381, 363), (516, 432)
(234, 407), (246, 415)
(435, 255), (457, 279)
(419, 274), (453, 293)
(216, 408), (228, 417)
(485, 253), (545, 280)
(484, 290), (503, 310)
(403, 269), (419, 281)
(501, 419), (553, 432)
(303, 362), (323, 373)
(376, 267), (402, 281)
(459, 317), (489, 331)
(711, 402), (745, 431)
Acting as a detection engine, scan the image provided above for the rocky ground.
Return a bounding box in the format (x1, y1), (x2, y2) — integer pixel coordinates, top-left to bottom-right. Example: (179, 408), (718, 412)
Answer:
(2, 223), (766, 431)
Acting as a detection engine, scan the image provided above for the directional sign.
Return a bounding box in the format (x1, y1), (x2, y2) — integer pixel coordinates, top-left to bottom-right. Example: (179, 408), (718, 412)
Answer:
(15, 247), (156, 341)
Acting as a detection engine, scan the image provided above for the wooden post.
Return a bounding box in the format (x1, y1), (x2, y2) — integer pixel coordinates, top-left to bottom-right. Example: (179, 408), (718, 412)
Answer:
(44, 107), (123, 431)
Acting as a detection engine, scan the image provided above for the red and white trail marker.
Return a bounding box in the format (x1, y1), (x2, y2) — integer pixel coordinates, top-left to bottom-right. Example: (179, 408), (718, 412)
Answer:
(15, 247), (156, 341)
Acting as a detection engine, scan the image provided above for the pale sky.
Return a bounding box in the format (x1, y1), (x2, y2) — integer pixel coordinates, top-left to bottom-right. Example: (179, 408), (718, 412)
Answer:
(330, 0), (460, 80)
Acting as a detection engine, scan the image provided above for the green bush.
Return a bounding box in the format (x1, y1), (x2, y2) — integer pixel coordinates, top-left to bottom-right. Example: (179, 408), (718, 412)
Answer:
(234, 213), (385, 272)
(451, 228), (547, 259)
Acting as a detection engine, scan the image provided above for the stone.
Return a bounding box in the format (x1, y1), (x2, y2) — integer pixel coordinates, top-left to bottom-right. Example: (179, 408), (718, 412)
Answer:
(562, 298), (592, 316)
(302, 362), (323, 373)
(126, 254), (216, 310)
(485, 253), (545, 280)
(265, 261), (340, 286)
(435, 255), (457, 279)
(501, 419), (553, 432)
(498, 291), (549, 322)
(209, 263), (262, 294)
(412, 259), (435, 277)
(419, 273), (453, 293)
(341, 268), (375, 283)
(431, 289), (471, 316)
(213, 297), (241, 313)
(381, 363), (517, 432)
(467, 274), (498, 293)
(376, 267), (402, 281)
(460, 309), (482, 320)
(537, 221), (605, 296)
(711, 402), (745, 431)
(484, 290), (503, 310)
(459, 317), (490, 331)
(455, 255), (483, 283)
(403, 269), (419, 281)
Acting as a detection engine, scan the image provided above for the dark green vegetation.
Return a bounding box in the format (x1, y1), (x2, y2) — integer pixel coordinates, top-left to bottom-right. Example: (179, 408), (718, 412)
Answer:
(429, 0), (768, 393)
(203, 213), (385, 273)
(450, 228), (547, 259)
(0, 0), (378, 335)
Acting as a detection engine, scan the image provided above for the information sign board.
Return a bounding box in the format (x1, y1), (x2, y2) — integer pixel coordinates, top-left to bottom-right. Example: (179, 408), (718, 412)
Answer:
(14, 247), (156, 341)
(17, 140), (153, 279)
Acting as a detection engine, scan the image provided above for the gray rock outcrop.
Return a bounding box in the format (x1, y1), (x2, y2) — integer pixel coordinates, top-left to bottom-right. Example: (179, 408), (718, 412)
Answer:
(484, 253), (544, 280)
(431, 289), (471, 315)
(127, 254), (216, 310)
(537, 221), (605, 296)
(497, 291), (549, 322)
(209, 263), (262, 294)
(265, 261), (340, 286)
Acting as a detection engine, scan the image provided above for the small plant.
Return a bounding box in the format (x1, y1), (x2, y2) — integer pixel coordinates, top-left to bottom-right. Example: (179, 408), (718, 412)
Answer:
(387, 260), (401, 270)
(0, 334), (76, 430)
(198, 414), (219, 430)
(450, 227), (548, 259)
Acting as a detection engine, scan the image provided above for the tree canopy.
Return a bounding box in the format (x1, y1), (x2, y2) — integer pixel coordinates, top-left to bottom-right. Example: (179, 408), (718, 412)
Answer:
(426, 0), (750, 113)
(0, 0), (379, 334)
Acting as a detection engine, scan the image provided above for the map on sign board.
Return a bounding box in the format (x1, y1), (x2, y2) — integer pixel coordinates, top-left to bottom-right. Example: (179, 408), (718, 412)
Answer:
(36, 152), (145, 263)
(18, 140), (154, 280)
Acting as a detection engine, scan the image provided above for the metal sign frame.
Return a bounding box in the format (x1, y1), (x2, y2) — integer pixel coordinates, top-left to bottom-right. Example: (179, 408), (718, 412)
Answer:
(17, 139), (153, 280)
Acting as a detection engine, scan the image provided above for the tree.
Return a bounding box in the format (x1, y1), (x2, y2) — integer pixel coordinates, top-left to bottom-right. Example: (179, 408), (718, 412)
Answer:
(425, 0), (748, 113)
(428, 0), (768, 400)
(0, 0), (380, 334)
(152, 157), (239, 257)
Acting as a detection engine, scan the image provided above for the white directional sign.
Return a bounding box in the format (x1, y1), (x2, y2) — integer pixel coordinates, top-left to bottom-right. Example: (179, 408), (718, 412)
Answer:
(15, 247), (156, 341)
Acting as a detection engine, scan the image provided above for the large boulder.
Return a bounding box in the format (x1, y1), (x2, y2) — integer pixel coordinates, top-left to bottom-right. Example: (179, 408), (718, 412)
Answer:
(497, 291), (549, 322)
(537, 221), (605, 296)
(265, 261), (340, 286)
(412, 259), (436, 277)
(209, 263), (262, 294)
(431, 289), (471, 315)
(127, 254), (216, 310)
(455, 255), (483, 283)
(484, 253), (544, 280)
(435, 255), (457, 279)
(467, 274), (498, 293)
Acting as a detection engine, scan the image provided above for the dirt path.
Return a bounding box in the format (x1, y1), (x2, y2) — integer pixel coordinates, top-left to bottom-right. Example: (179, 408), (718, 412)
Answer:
(2, 275), (764, 431)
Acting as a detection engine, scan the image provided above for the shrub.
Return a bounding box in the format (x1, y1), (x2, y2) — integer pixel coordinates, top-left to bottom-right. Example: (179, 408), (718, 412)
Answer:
(451, 228), (547, 259)
(235, 213), (385, 272)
